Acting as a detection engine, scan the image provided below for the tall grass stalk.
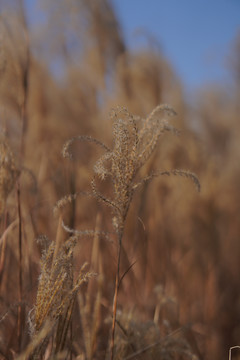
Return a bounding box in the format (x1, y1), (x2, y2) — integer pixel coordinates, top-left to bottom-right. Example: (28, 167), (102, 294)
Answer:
(17, 180), (23, 351)
(61, 105), (200, 359)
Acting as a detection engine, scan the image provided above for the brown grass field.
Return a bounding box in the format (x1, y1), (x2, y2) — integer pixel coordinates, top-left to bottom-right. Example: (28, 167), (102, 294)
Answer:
(0, 1), (240, 359)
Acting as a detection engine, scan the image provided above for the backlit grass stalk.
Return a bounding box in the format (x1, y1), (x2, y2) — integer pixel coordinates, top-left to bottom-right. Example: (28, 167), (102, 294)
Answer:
(0, 211), (8, 288)
(17, 180), (23, 351)
(62, 104), (200, 359)
(29, 235), (95, 358)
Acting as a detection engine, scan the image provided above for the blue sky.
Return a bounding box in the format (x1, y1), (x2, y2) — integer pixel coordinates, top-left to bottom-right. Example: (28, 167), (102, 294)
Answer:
(24, 0), (240, 92)
(112, 0), (240, 91)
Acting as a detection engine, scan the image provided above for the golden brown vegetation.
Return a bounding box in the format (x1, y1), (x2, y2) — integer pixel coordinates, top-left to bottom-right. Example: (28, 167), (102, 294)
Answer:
(0, 1), (240, 359)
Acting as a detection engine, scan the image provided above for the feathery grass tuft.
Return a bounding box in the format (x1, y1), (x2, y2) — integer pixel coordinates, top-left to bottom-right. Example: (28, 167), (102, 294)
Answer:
(29, 235), (95, 358)
(61, 104), (200, 359)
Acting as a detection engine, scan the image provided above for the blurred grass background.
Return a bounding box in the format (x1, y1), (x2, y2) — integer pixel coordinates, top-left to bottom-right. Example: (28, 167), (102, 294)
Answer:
(0, 1), (240, 359)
